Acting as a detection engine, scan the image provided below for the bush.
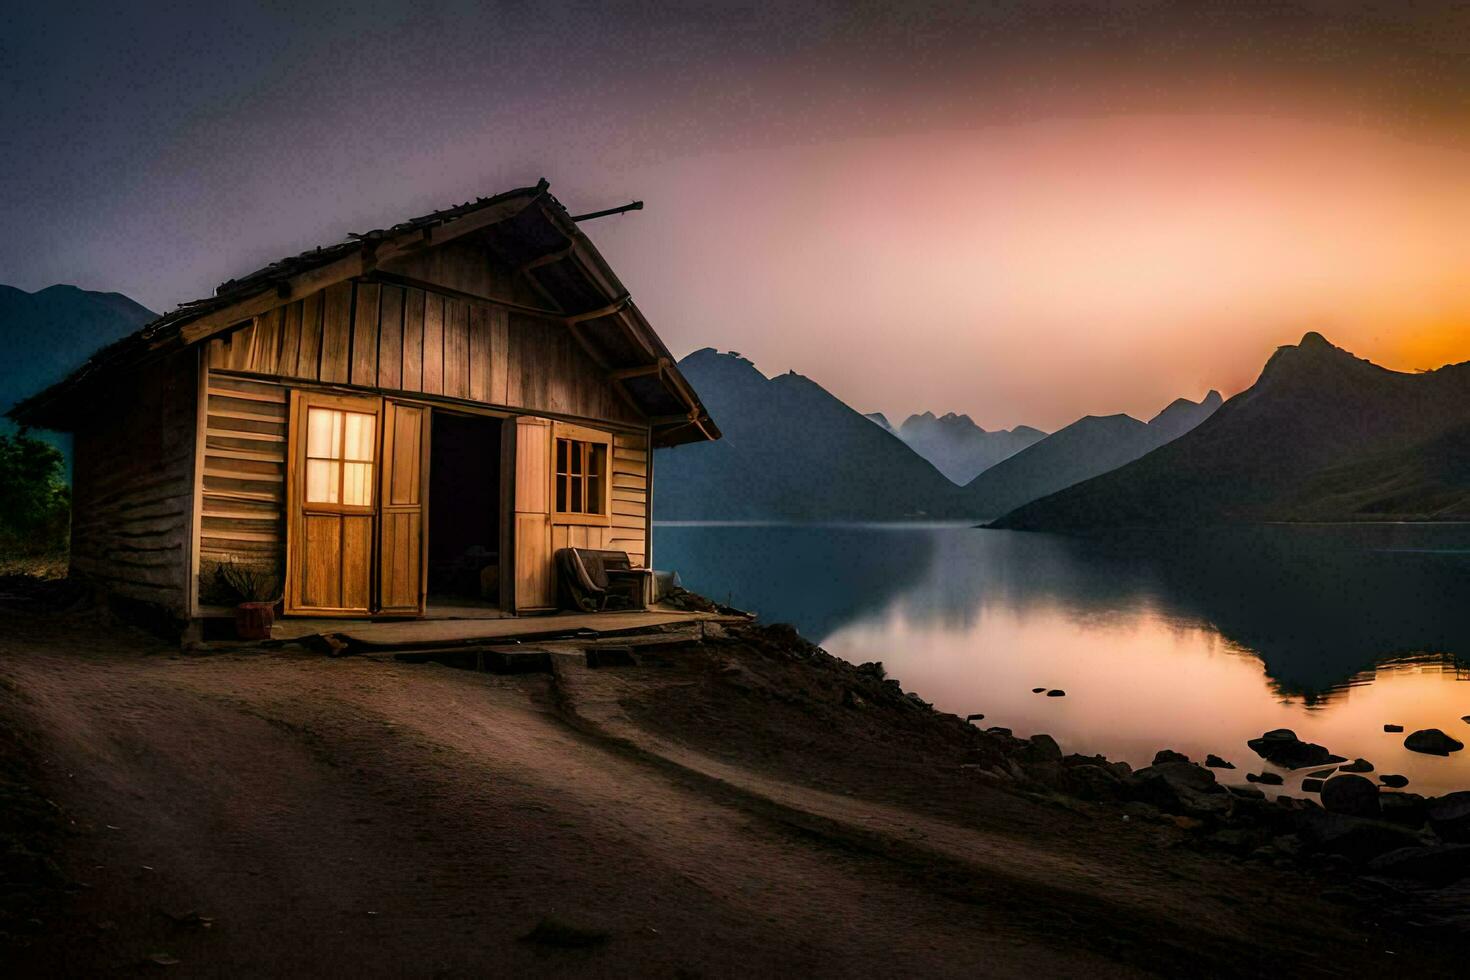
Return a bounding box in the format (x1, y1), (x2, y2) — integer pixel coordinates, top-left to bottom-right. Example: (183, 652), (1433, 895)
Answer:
(0, 432), (69, 556)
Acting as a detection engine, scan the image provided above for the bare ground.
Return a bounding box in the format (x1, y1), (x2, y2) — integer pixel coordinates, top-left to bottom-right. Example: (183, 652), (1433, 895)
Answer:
(0, 594), (1461, 977)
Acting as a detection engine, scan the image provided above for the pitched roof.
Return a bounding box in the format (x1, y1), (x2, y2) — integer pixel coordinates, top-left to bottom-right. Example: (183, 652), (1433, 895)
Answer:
(10, 180), (718, 446)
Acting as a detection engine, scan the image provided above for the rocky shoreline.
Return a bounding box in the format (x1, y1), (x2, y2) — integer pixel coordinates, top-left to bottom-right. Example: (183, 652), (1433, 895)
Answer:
(696, 621), (1470, 933)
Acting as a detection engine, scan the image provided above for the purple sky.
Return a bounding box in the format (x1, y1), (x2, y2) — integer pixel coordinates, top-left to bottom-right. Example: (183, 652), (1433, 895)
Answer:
(4, 2), (1469, 429)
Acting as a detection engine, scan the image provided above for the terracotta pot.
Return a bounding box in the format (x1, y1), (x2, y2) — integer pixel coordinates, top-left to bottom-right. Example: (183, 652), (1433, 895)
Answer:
(235, 601), (275, 640)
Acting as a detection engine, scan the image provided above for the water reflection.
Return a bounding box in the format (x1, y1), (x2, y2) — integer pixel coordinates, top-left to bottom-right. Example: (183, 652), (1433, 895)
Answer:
(655, 522), (1470, 795)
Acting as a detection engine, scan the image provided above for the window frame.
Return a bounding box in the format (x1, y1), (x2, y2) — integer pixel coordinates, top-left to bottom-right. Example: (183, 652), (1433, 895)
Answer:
(551, 422), (612, 527)
(292, 392), (381, 515)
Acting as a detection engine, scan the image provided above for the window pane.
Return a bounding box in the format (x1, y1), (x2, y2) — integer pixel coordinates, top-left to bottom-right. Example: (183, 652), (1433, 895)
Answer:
(588, 444), (606, 478)
(570, 440), (583, 476)
(556, 438), (568, 474)
(587, 475), (602, 514)
(556, 475), (567, 513)
(306, 408), (338, 458)
(306, 459), (339, 503)
(343, 412), (375, 462)
(570, 476), (582, 513)
(342, 462), (373, 506)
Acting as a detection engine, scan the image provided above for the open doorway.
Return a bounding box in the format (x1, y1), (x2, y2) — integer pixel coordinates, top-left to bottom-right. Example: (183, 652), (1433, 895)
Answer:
(426, 410), (504, 616)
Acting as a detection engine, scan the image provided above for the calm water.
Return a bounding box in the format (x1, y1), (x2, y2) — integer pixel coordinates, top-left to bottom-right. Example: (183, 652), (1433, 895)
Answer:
(654, 522), (1470, 797)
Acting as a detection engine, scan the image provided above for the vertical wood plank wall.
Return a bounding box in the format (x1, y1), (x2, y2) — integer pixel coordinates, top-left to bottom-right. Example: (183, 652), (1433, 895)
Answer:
(69, 350), (198, 617)
(197, 376), (288, 601)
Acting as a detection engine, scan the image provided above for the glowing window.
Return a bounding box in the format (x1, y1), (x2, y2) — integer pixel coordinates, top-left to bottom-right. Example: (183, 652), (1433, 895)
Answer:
(555, 437), (607, 517)
(304, 408), (375, 506)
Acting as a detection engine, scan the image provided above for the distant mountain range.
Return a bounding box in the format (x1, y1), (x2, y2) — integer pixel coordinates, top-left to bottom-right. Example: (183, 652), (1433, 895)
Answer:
(887, 412), (1047, 484)
(654, 349), (967, 520)
(0, 284), (155, 413)
(995, 332), (1470, 529)
(961, 390), (1222, 518)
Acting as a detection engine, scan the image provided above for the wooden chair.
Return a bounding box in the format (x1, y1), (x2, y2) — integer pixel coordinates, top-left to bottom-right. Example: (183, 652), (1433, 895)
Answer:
(555, 548), (650, 611)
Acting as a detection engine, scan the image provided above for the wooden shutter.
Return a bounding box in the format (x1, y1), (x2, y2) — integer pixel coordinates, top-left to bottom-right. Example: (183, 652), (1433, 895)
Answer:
(512, 416), (555, 612)
(285, 391), (381, 616)
(377, 401), (428, 615)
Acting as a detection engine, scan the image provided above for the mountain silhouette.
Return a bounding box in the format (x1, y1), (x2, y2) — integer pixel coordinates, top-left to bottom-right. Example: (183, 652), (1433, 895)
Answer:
(994, 332), (1470, 529)
(894, 411), (1047, 484)
(654, 349), (963, 520)
(0, 283), (156, 414)
(962, 391), (1221, 517)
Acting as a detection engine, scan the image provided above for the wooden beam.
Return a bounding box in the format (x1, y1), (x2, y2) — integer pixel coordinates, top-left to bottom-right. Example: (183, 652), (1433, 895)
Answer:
(566, 295), (631, 325)
(609, 359), (669, 381)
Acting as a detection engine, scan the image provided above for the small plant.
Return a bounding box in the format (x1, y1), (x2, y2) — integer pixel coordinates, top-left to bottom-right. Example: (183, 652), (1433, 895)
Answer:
(215, 555), (281, 605)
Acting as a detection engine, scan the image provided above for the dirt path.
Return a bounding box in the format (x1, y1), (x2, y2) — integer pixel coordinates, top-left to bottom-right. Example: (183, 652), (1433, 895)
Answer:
(2, 613), (1124, 977)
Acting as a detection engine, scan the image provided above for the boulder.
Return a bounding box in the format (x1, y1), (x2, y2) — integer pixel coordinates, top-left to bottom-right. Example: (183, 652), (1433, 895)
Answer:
(1246, 729), (1345, 770)
(1306, 767), (1338, 778)
(1204, 754), (1235, 769)
(1366, 844), (1470, 885)
(1153, 749), (1190, 765)
(1405, 729), (1464, 756)
(965, 713), (985, 722)
(1295, 810), (1422, 861)
(1383, 723), (1404, 733)
(1378, 774), (1408, 789)
(1379, 792), (1428, 828)
(1320, 774), (1380, 817)
(1427, 791), (1470, 843)
(1059, 764), (1124, 801)
(1125, 761), (1226, 815)
(1225, 784), (1265, 800)
(1301, 778), (1325, 794)
(1045, 689), (1066, 697)
(1246, 771), (1283, 785)
(1019, 733), (1063, 765)
(1031, 687), (1045, 693)
(1339, 758), (1374, 773)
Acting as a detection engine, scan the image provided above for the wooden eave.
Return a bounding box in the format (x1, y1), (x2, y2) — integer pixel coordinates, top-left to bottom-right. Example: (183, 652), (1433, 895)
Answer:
(8, 181), (719, 447)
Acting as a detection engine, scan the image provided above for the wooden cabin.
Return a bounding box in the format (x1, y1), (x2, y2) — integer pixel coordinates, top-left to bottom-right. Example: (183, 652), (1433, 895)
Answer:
(9, 181), (719, 633)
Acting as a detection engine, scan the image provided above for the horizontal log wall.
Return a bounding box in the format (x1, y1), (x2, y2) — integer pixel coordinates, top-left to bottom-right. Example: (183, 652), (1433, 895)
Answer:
(69, 349), (197, 616)
(206, 281), (642, 426)
(197, 376), (287, 600)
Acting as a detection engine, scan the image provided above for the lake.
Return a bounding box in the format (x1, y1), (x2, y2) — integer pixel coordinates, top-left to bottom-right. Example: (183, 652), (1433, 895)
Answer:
(654, 522), (1470, 797)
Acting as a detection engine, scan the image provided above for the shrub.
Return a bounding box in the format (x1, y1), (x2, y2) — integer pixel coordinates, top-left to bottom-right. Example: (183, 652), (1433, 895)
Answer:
(0, 431), (69, 556)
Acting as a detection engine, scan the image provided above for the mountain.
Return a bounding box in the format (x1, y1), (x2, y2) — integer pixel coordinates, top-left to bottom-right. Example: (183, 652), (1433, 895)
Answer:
(993, 332), (1470, 529)
(865, 412), (896, 433)
(962, 390), (1222, 517)
(654, 349), (964, 520)
(0, 284), (156, 414)
(895, 412), (1047, 484)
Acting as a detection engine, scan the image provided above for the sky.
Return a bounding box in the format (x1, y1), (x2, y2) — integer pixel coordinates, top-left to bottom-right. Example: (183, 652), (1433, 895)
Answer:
(3, 1), (1470, 431)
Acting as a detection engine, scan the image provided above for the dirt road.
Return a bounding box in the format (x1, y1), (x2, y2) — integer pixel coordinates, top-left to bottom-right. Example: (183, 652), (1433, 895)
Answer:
(0, 602), (1455, 976)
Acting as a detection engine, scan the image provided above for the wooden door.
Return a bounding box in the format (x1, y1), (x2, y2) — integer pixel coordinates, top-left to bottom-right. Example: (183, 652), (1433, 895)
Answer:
(285, 392), (381, 615)
(378, 401), (429, 615)
(512, 416), (556, 612)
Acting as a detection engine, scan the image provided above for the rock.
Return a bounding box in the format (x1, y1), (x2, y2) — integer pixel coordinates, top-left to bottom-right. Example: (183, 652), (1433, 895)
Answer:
(1019, 733), (1063, 765)
(1301, 778), (1325, 793)
(1404, 729), (1465, 756)
(1246, 729), (1345, 770)
(1383, 724), (1404, 733)
(1204, 754), (1235, 769)
(986, 726), (1013, 738)
(1063, 752), (1110, 768)
(1463, 715), (1470, 724)
(1153, 749), (1190, 765)
(1246, 771), (1283, 785)
(856, 661), (885, 679)
(1225, 784), (1265, 800)
(1045, 689), (1066, 697)
(842, 689), (868, 709)
(965, 712), (985, 722)
(1059, 764), (1123, 801)
(1379, 792), (1428, 827)
(1427, 791), (1470, 843)
(1295, 810), (1422, 861)
(903, 691), (932, 710)
(1031, 687), (1045, 693)
(1320, 774), (1380, 817)
(1126, 761), (1226, 815)
(1339, 758), (1374, 773)
(1378, 774), (1408, 789)
(1306, 767), (1338, 778)
(1366, 844), (1470, 885)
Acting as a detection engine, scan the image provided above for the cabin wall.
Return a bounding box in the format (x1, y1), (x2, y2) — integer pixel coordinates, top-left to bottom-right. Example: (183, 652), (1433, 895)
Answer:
(205, 280), (642, 426)
(549, 430), (649, 567)
(70, 349), (198, 619)
(196, 376), (288, 605)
